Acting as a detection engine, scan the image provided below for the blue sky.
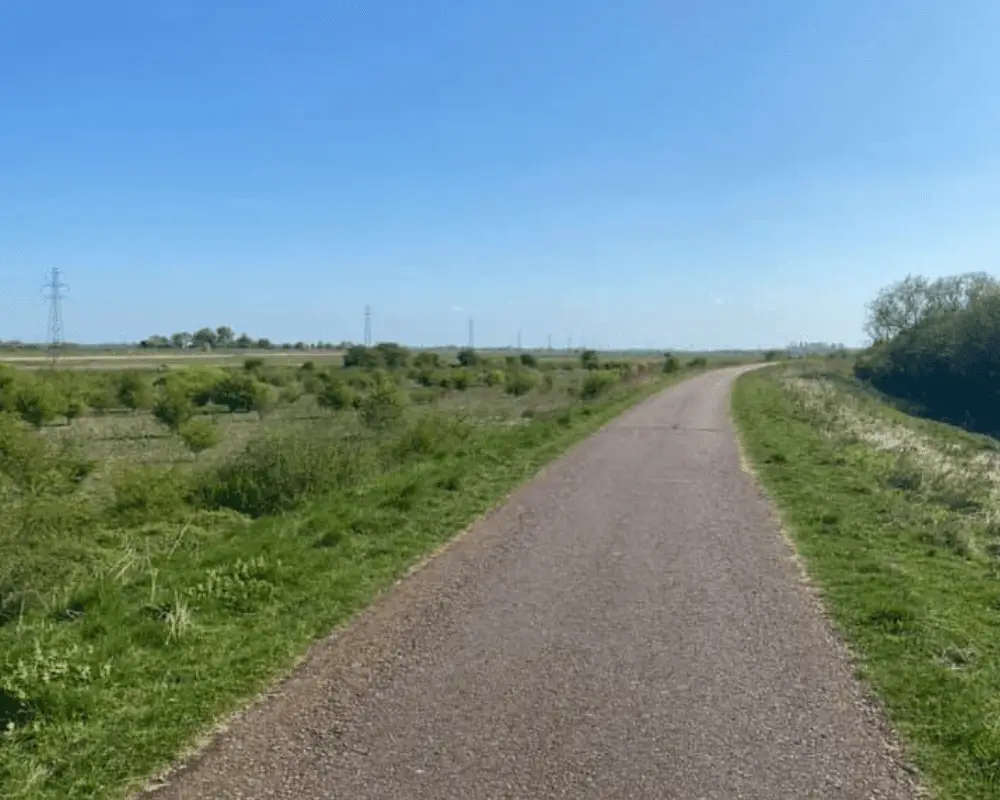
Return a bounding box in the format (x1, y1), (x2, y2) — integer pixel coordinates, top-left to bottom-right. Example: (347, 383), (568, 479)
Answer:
(2, 1), (998, 349)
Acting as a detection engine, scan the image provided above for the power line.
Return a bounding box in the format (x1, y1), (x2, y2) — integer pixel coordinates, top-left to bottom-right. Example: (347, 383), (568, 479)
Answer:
(42, 267), (68, 360)
(363, 304), (372, 346)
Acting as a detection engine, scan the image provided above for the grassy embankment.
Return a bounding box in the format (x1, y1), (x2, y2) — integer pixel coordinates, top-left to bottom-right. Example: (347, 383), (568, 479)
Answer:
(734, 363), (1000, 800)
(0, 352), (714, 798)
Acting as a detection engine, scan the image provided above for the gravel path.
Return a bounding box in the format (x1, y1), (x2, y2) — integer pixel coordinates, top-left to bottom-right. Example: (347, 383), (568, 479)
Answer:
(144, 367), (917, 799)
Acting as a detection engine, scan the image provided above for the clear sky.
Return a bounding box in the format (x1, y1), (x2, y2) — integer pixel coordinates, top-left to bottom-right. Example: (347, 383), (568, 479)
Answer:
(2, 2), (998, 349)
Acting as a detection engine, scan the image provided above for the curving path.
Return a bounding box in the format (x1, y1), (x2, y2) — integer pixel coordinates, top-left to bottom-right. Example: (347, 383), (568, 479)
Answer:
(145, 367), (916, 799)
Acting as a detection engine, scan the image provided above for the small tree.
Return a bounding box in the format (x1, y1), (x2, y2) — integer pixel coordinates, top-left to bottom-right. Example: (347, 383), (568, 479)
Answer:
(504, 370), (538, 396)
(373, 342), (410, 369)
(358, 375), (408, 429)
(178, 418), (220, 454)
(316, 379), (356, 411)
(456, 348), (479, 367)
(14, 378), (64, 428)
(580, 349), (600, 370)
(117, 372), (154, 411)
(153, 383), (194, 431)
(343, 345), (380, 369)
(519, 352), (538, 368)
(663, 356), (680, 374)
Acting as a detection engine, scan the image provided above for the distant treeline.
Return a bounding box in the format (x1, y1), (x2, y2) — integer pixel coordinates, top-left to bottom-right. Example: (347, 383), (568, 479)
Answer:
(854, 272), (1000, 433)
(137, 327), (344, 351)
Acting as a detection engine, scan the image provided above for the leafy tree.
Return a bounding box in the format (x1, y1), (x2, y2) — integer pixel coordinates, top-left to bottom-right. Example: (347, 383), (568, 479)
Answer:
(373, 342), (410, 369)
(153, 382), (194, 431)
(358, 373), (408, 429)
(663, 356), (680, 374)
(215, 326), (235, 348)
(343, 345), (381, 369)
(209, 373), (268, 413)
(519, 352), (538, 368)
(192, 328), (217, 349)
(117, 372), (154, 411)
(235, 333), (253, 349)
(316, 378), (356, 411)
(255, 337), (272, 350)
(456, 348), (479, 367)
(413, 351), (441, 369)
(864, 272), (998, 343)
(14, 377), (65, 428)
(171, 331), (192, 349)
(504, 369), (538, 396)
(580, 349), (600, 370)
(178, 418), (220, 454)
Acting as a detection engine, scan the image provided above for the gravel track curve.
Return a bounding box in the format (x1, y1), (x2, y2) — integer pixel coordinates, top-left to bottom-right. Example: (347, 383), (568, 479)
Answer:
(143, 367), (917, 799)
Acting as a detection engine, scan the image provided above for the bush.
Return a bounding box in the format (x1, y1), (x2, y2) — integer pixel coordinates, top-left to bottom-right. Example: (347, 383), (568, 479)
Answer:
(153, 382), (195, 431)
(316, 378), (356, 411)
(687, 357), (708, 368)
(580, 370), (619, 400)
(504, 369), (538, 396)
(178, 417), (221, 454)
(373, 342), (410, 369)
(580, 349), (600, 370)
(358, 376), (409, 429)
(117, 371), (154, 411)
(413, 352), (441, 369)
(209, 373), (270, 414)
(243, 357), (265, 372)
(13, 377), (65, 428)
(451, 370), (471, 390)
(196, 426), (377, 517)
(663, 356), (681, 373)
(0, 413), (93, 495)
(519, 352), (539, 368)
(482, 369), (505, 387)
(457, 348), (479, 367)
(111, 466), (192, 522)
(342, 345), (380, 369)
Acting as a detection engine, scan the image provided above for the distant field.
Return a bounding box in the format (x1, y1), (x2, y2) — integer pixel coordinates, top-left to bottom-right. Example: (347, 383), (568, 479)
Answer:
(0, 350), (346, 370)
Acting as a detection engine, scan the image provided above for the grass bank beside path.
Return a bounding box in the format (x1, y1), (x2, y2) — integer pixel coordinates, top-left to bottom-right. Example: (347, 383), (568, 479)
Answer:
(0, 368), (699, 799)
(733, 364), (1000, 800)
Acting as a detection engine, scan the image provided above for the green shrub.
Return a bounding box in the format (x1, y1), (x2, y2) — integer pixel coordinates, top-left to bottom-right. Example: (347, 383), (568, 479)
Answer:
(687, 356), (708, 368)
(0, 413), (93, 495)
(580, 349), (600, 370)
(111, 466), (192, 522)
(117, 371), (154, 411)
(196, 426), (376, 517)
(451, 370), (471, 390)
(457, 348), (479, 367)
(482, 368), (506, 387)
(358, 376), (409, 429)
(178, 417), (221, 454)
(504, 369), (538, 396)
(519, 352), (539, 368)
(581, 370), (619, 400)
(316, 378), (356, 411)
(342, 345), (380, 369)
(663, 356), (681, 374)
(243, 357), (265, 372)
(13, 377), (65, 428)
(209, 373), (270, 414)
(153, 382), (195, 431)
(413, 351), (441, 369)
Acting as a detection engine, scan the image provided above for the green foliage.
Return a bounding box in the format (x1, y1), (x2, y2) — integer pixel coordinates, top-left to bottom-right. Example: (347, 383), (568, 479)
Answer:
(456, 348), (479, 367)
(451, 370), (471, 390)
(855, 289), (1000, 433)
(243, 357), (265, 372)
(342, 345), (381, 369)
(413, 351), (441, 369)
(580, 370), (619, 399)
(178, 417), (221, 454)
(504, 369), (538, 396)
(519, 352), (538, 368)
(111, 466), (191, 522)
(580, 349), (600, 370)
(358, 375), (409, 429)
(373, 341), (410, 369)
(687, 357), (708, 368)
(152, 381), (195, 431)
(663, 356), (681, 374)
(482, 368), (505, 387)
(117, 371), (154, 411)
(209, 373), (270, 414)
(196, 426), (376, 516)
(315, 378), (356, 411)
(13, 376), (65, 428)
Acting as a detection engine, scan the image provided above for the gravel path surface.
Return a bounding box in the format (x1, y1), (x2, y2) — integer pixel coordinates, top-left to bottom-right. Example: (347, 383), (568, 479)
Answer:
(144, 367), (917, 799)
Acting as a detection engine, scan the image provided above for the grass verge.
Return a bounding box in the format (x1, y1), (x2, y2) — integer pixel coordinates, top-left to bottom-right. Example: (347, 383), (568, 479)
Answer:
(733, 365), (1000, 800)
(1, 370), (692, 799)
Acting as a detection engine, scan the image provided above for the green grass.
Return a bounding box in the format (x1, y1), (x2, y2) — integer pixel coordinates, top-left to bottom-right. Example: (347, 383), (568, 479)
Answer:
(733, 365), (1000, 800)
(0, 366), (695, 799)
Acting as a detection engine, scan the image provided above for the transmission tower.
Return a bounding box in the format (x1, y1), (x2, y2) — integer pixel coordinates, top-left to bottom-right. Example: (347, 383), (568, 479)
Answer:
(42, 267), (68, 359)
(363, 304), (372, 346)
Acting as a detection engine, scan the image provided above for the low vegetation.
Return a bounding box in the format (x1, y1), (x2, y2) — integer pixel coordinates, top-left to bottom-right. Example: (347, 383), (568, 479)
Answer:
(736, 269), (1000, 800)
(0, 345), (715, 798)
